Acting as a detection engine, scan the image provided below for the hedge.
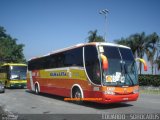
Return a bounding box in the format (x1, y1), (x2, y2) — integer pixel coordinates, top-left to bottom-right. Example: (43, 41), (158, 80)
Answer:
(138, 74), (160, 87)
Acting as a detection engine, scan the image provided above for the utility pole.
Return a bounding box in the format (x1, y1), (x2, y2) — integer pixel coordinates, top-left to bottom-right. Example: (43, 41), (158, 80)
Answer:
(99, 9), (109, 42)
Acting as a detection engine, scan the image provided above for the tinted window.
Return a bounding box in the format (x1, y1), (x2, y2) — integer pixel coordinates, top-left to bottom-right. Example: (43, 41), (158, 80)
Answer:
(28, 47), (83, 70)
(28, 58), (46, 70)
(119, 48), (134, 61)
(103, 46), (121, 59)
(102, 46), (138, 86)
(11, 66), (27, 72)
(46, 55), (57, 68)
(85, 46), (101, 85)
(56, 53), (65, 68)
(64, 47), (83, 67)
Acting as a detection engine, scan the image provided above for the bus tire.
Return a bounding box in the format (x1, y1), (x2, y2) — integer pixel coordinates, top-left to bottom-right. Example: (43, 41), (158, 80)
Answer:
(35, 84), (39, 94)
(72, 87), (83, 104)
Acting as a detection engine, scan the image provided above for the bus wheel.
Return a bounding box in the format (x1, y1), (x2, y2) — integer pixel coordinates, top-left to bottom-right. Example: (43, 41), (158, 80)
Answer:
(73, 88), (83, 104)
(35, 84), (39, 94)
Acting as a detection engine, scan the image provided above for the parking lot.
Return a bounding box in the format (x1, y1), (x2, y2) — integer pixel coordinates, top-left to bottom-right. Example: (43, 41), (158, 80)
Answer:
(0, 89), (160, 120)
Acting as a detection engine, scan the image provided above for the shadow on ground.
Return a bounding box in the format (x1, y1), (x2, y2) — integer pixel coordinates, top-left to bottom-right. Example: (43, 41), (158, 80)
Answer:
(25, 90), (133, 110)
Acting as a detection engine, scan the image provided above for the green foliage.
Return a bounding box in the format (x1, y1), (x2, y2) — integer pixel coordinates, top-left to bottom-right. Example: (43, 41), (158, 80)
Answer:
(87, 30), (105, 42)
(0, 26), (26, 64)
(155, 57), (160, 70)
(114, 32), (160, 75)
(139, 75), (160, 87)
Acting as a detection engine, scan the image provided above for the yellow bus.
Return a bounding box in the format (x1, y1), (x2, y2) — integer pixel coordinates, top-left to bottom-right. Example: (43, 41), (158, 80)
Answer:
(0, 63), (27, 88)
(27, 42), (147, 103)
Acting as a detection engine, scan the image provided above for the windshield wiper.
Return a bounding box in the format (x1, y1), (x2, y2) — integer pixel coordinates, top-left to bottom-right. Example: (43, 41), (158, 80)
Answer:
(124, 64), (134, 86)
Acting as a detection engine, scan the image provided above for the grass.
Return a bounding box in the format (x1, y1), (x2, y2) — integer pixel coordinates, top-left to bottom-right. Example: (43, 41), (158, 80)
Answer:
(139, 89), (160, 94)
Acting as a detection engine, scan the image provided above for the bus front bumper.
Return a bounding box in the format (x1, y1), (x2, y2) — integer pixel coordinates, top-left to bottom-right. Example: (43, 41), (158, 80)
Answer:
(98, 93), (139, 104)
(9, 83), (26, 88)
(84, 90), (139, 104)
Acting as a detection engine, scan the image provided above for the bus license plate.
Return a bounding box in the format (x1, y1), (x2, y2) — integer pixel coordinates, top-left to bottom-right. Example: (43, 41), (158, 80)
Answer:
(123, 98), (128, 100)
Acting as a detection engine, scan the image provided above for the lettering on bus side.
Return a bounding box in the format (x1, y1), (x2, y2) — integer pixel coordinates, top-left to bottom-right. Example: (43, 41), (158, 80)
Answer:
(50, 72), (67, 77)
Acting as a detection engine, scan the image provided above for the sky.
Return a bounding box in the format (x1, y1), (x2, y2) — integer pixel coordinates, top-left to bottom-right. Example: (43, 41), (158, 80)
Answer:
(0, 0), (160, 62)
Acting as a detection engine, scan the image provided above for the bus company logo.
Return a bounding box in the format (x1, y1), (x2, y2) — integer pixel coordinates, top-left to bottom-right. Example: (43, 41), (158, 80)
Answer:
(50, 72), (67, 77)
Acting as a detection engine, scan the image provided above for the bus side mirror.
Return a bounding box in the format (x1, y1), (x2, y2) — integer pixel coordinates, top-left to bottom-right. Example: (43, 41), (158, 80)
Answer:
(101, 54), (108, 70)
(136, 58), (148, 71)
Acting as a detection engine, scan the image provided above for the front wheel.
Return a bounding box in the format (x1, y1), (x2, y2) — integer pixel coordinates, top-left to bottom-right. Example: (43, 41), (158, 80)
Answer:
(73, 88), (83, 104)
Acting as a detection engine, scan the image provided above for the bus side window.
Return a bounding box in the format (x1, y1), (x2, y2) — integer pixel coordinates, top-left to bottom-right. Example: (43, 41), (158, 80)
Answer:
(56, 53), (65, 68)
(64, 47), (83, 67)
(47, 55), (57, 69)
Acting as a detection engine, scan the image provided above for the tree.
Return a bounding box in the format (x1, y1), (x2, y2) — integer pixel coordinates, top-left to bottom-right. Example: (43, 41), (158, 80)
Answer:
(0, 26), (7, 38)
(115, 36), (138, 57)
(155, 57), (160, 70)
(146, 32), (159, 74)
(87, 30), (105, 42)
(131, 32), (150, 74)
(0, 26), (26, 64)
(115, 32), (152, 74)
(115, 32), (160, 75)
(154, 35), (160, 73)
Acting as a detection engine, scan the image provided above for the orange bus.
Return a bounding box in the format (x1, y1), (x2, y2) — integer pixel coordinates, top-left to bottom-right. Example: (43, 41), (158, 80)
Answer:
(27, 42), (147, 103)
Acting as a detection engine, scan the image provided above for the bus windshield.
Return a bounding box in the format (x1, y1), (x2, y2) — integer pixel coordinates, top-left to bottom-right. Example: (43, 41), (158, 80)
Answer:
(10, 66), (27, 80)
(101, 46), (138, 86)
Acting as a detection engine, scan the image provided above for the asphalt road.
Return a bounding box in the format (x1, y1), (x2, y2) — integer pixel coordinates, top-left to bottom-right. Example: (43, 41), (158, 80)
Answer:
(0, 89), (160, 120)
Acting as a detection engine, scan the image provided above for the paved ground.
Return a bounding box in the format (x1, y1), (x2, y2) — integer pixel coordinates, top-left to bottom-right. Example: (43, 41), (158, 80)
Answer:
(0, 89), (160, 120)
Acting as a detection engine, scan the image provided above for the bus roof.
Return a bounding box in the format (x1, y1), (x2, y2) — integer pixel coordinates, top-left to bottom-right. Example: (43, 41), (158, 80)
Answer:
(29, 42), (130, 61)
(2, 63), (27, 66)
